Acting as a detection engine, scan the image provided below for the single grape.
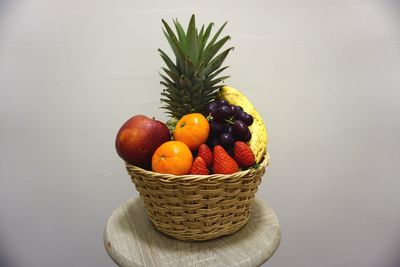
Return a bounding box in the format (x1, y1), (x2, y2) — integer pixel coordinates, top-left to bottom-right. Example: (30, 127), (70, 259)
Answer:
(242, 131), (252, 142)
(210, 121), (224, 136)
(224, 124), (233, 135)
(206, 101), (218, 114)
(218, 132), (235, 149)
(216, 99), (228, 106)
(230, 105), (241, 119)
(213, 105), (232, 122)
(233, 120), (250, 140)
(220, 105), (232, 118)
(239, 112), (254, 126)
(212, 109), (224, 122)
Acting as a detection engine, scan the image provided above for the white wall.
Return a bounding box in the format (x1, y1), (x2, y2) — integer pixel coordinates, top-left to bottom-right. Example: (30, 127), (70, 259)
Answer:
(0, 0), (399, 266)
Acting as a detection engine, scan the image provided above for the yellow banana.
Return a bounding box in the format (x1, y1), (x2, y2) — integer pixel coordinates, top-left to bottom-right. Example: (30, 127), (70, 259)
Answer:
(219, 85), (268, 163)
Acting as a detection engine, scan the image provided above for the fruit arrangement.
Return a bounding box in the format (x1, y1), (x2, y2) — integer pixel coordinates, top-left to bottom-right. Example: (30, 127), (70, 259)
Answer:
(115, 15), (267, 175)
(115, 15), (270, 241)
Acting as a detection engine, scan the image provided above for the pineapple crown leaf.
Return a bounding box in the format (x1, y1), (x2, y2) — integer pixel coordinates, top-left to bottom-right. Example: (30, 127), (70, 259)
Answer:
(200, 35), (231, 67)
(207, 66), (229, 81)
(201, 22), (228, 61)
(161, 15), (230, 72)
(162, 23), (194, 73)
(173, 19), (187, 50)
(205, 21), (228, 49)
(159, 14), (233, 118)
(198, 25), (205, 41)
(159, 74), (174, 86)
(205, 47), (234, 76)
(161, 67), (179, 85)
(201, 23), (214, 51)
(207, 76), (230, 87)
(158, 49), (178, 74)
(186, 15), (200, 64)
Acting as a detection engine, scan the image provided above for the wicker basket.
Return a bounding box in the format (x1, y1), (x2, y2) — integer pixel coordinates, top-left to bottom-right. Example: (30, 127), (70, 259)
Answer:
(125, 153), (269, 241)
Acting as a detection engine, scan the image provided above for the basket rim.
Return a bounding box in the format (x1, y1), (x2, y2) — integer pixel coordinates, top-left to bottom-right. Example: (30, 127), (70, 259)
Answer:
(125, 152), (270, 182)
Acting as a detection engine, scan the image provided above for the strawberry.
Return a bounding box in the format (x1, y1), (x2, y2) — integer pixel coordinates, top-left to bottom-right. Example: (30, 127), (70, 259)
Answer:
(197, 144), (213, 167)
(234, 141), (256, 168)
(190, 157), (209, 175)
(213, 145), (239, 174)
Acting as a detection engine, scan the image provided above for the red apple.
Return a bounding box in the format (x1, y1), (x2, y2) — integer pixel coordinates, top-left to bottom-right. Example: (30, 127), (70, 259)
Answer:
(115, 115), (171, 168)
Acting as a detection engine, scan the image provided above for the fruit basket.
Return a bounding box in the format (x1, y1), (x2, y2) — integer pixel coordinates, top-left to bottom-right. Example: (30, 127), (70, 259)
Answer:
(115, 15), (270, 241)
(126, 153), (269, 241)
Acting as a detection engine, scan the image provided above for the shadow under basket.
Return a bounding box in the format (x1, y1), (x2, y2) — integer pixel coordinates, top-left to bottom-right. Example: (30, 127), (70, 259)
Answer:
(125, 153), (270, 241)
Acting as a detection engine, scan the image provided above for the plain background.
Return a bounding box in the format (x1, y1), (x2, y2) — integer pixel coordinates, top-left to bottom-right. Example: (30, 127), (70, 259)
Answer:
(1, 0), (399, 266)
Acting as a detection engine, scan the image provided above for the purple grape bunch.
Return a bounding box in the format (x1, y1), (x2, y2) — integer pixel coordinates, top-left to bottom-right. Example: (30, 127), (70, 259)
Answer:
(205, 99), (253, 150)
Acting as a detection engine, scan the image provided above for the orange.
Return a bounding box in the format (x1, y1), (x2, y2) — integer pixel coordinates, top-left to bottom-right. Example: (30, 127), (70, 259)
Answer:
(173, 113), (210, 151)
(152, 141), (193, 175)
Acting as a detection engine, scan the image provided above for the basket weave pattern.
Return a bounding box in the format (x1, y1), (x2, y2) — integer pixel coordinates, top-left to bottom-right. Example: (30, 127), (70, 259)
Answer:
(126, 153), (269, 241)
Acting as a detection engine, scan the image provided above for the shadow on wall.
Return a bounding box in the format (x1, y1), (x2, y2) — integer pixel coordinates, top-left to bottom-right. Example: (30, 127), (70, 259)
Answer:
(0, 0), (21, 48)
(0, 1), (21, 266)
(0, 0), (16, 28)
(0, 248), (20, 267)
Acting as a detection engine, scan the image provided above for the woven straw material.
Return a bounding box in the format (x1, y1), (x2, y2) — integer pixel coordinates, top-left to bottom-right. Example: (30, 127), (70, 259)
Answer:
(126, 153), (269, 241)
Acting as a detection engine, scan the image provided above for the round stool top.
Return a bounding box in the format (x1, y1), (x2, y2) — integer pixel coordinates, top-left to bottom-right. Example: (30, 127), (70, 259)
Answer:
(104, 198), (281, 267)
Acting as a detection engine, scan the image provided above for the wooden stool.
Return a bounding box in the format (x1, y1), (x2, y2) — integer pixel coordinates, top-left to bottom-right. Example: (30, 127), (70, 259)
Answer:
(104, 198), (281, 267)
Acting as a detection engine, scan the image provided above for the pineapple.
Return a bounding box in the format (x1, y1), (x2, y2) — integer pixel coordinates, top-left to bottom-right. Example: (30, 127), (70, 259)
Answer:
(159, 15), (233, 119)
